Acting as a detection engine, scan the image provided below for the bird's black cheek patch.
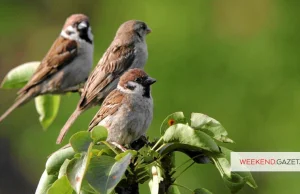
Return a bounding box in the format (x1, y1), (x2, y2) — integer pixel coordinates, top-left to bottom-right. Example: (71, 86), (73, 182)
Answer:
(143, 86), (151, 98)
(79, 29), (92, 44)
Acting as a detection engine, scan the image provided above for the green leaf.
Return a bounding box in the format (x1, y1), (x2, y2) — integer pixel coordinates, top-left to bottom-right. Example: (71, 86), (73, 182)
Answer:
(47, 176), (73, 194)
(220, 147), (257, 189)
(135, 164), (151, 184)
(1, 61), (40, 89)
(210, 153), (231, 178)
(58, 159), (71, 179)
(194, 188), (213, 194)
(91, 126), (108, 143)
(115, 150), (137, 161)
(235, 171), (258, 189)
(67, 143), (93, 193)
(190, 113), (233, 143)
(35, 170), (57, 194)
(222, 173), (245, 194)
(86, 153), (132, 194)
(160, 112), (187, 135)
(138, 146), (159, 163)
(167, 185), (181, 194)
(92, 144), (116, 157)
(70, 131), (93, 153)
(209, 146), (257, 192)
(159, 143), (211, 164)
(35, 95), (60, 130)
(163, 124), (220, 152)
(46, 146), (75, 175)
(80, 179), (98, 194)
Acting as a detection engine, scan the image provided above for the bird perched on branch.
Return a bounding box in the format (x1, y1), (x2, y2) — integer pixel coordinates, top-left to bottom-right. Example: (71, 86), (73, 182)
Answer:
(89, 68), (155, 149)
(56, 20), (151, 144)
(0, 14), (94, 123)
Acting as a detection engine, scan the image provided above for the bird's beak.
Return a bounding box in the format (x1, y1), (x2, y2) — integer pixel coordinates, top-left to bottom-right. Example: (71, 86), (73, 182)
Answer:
(146, 27), (152, 34)
(78, 21), (88, 30)
(145, 77), (156, 85)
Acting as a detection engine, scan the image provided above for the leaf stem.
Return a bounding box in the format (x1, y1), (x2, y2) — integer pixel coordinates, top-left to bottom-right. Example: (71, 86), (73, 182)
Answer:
(172, 153), (204, 172)
(157, 152), (169, 162)
(172, 183), (194, 193)
(151, 137), (163, 151)
(101, 141), (119, 155)
(210, 157), (225, 177)
(173, 161), (195, 180)
(155, 143), (166, 152)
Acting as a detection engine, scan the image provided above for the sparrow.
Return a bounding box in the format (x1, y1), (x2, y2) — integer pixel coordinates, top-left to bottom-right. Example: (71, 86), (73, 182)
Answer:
(88, 68), (156, 147)
(0, 14), (94, 123)
(56, 20), (151, 144)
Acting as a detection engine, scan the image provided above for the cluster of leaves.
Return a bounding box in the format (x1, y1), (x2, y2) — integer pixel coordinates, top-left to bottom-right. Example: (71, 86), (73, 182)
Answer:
(36, 126), (133, 194)
(35, 112), (257, 194)
(1, 61), (61, 129)
(2, 62), (257, 193)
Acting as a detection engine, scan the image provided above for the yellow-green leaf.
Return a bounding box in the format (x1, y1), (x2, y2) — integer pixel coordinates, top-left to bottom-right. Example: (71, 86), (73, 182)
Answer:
(86, 153), (132, 194)
(191, 113), (234, 143)
(163, 124), (220, 153)
(160, 112), (187, 135)
(35, 95), (60, 130)
(67, 143), (93, 193)
(46, 146), (75, 175)
(1, 61), (40, 89)
(70, 131), (93, 153)
(91, 126), (108, 143)
(35, 170), (57, 194)
(46, 176), (73, 194)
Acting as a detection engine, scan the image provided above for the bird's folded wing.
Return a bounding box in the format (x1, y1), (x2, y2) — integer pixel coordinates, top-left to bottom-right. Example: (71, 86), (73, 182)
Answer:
(79, 42), (135, 108)
(88, 90), (124, 131)
(18, 37), (77, 94)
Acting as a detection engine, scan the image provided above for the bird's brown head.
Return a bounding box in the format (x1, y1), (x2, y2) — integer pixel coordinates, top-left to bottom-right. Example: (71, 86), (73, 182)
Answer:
(118, 68), (156, 98)
(116, 20), (151, 41)
(61, 14), (93, 44)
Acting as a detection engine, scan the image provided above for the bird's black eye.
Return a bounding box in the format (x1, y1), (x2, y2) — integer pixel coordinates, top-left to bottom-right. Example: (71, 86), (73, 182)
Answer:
(135, 77), (142, 83)
(66, 30), (75, 35)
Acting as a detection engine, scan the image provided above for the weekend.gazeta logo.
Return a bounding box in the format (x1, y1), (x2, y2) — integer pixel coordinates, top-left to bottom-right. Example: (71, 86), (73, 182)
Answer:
(230, 152), (300, 172)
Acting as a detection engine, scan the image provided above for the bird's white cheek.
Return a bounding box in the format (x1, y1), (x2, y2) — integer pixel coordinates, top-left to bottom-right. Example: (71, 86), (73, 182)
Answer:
(117, 83), (144, 95)
(133, 84), (144, 95)
(67, 25), (75, 32)
(60, 26), (80, 41)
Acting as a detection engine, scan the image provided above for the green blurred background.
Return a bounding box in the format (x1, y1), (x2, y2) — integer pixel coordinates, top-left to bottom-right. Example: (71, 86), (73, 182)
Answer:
(0, 0), (300, 193)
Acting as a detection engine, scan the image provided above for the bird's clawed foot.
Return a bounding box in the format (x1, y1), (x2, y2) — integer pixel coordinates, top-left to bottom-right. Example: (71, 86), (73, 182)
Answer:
(111, 142), (127, 152)
(64, 84), (85, 95)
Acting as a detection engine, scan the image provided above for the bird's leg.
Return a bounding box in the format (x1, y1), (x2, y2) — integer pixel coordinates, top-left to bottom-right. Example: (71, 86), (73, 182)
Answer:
(63, 85), (84, 95)
(77, 87), (84, 95)
(64, 86), (79, 92)
(111, 142), (127, 152)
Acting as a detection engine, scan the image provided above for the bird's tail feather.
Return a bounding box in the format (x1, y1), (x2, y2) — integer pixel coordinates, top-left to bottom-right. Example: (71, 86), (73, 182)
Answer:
(56, 108), (83, 144)
(0, 93), (32, 123)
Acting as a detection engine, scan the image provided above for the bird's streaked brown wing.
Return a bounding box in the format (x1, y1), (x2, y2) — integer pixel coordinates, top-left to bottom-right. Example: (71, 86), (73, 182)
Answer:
(18, 37), (78, 94)
(79, 42), (135, 108)
(88, 90), (124, 131)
